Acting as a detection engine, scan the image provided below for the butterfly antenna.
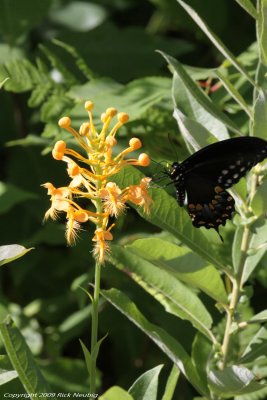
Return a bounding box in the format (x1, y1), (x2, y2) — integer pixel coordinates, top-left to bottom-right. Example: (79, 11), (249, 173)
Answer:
(168, 133), (179, 162)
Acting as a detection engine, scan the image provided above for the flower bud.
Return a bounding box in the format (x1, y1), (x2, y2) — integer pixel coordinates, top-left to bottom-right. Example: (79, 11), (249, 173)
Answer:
(79, 122), (90, 136)
(58, 117), (71, 128)
(138, 153), (150, 166)
(105, 136), (117, 147)
(52, 140), (66, 160)
(129, 138), (142, 150)
(106, 107), (117, 118)
(85, 100), (94, 111)
(117, 112), (129, 124)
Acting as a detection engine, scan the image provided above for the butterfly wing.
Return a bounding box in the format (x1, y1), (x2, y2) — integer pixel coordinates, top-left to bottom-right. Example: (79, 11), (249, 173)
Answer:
(185, 172), (235, 238)
(179, 137), (267, 239)
(182, 137), (267, 189)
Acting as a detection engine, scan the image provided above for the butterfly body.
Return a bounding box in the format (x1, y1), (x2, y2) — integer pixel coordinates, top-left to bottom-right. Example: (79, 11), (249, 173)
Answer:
(168, 137), (267, 240)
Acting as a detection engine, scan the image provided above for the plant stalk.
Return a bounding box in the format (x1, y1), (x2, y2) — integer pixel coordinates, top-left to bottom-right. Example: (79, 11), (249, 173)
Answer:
(221, 225), (251, 368)
(90, 164), (104, 393)
(90, 260), (101, 392)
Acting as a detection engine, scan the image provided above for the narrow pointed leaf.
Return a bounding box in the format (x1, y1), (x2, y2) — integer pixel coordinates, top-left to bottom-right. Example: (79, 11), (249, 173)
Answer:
(252, 89), (267, 139)
(159, 51), (240, 135)
(110, 244), (214, 340)
(102, 288), (208, 396)
(192, 333), (212, 388)
(251, 179), (267, 216)
(177, 0), (256, 86)
(173, 108), (218, 151)
(0, 317), (55, 397)
(239, 325), (267, 363)
(235, 0), (257, 19)
(79, 339), (91, 378)
(242, 219), (267, 283)
(128, 238), (228, 304)
(250, 310), (267, 323)
(216, 71), (252, 117)
(172, 72), (229, 142)
(128, 365), (163, 400)
(162, 364), (180, 400)
(257, 0), (267, 65)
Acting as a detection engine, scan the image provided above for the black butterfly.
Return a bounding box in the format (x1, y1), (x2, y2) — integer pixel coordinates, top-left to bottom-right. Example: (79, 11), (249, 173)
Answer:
(166, 137), (267, 241)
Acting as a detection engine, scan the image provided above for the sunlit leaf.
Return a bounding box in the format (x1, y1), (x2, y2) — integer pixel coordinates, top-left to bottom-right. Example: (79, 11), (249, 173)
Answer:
(128, 365), (163, 400)
(0, 245), (33, 267)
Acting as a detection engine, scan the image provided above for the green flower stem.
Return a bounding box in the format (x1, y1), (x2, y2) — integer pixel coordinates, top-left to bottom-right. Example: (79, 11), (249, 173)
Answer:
(90, 260), (101, 393)
(221, 225), (250, 368)
(90, 164), (104, 393)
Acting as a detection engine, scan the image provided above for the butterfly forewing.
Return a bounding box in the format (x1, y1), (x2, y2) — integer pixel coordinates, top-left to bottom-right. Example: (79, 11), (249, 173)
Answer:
(168, 136), (267, 241)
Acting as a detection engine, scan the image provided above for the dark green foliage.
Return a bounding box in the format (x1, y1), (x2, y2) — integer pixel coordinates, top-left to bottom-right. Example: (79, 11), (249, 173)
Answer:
(0, 0), (267, 399)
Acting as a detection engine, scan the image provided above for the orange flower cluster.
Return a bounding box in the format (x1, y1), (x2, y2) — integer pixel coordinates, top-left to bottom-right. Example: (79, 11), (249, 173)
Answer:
(43, 101), (152, 263)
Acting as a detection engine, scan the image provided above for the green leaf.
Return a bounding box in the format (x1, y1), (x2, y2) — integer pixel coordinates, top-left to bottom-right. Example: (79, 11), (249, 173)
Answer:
(162, 364), (180, 400)
(128, 238), (228, 304)
(0, 77), (9, 89)
(99, 386), (134, 400)
(102, 288), (208, 396)
(172, 109), (217, 152)
(128, 365), (163, 400)
(110, 244), (214, 340)
(177, 0), (256, 86)
(251, 179), (267, 216)
(91, 334), (108, 364)
(208, 365), (267, 396)
(50, 1), (107, 31)
(160, 51), (240, 135)
(79, 339), (91, 379)
(232, 226), (244, 274)
(0, 245), (34, 267)
(0, 317), (55, 397)
(216, 71), (252, 118)
(257, 0), (267, 65)
(172, 73), (229, 142)
(69, 76), (171, 121)
(242, 219), (267, 283)
(112, 166), (229, 272)
(192, 333), (212, 389)
(252, 89), (267, 139)
(250, 310), (267, 323)
(39, 44), (77, 85)
(0, 59), (40, 92)
(52, 39), (95, 80)
(239, 325), (267, 363)
(235, 0), (258, 19)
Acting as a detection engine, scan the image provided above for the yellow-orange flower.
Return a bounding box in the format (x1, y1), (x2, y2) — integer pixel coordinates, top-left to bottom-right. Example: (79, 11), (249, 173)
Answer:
(126, 178), (153, 214)
(43, 101), (152, 263)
